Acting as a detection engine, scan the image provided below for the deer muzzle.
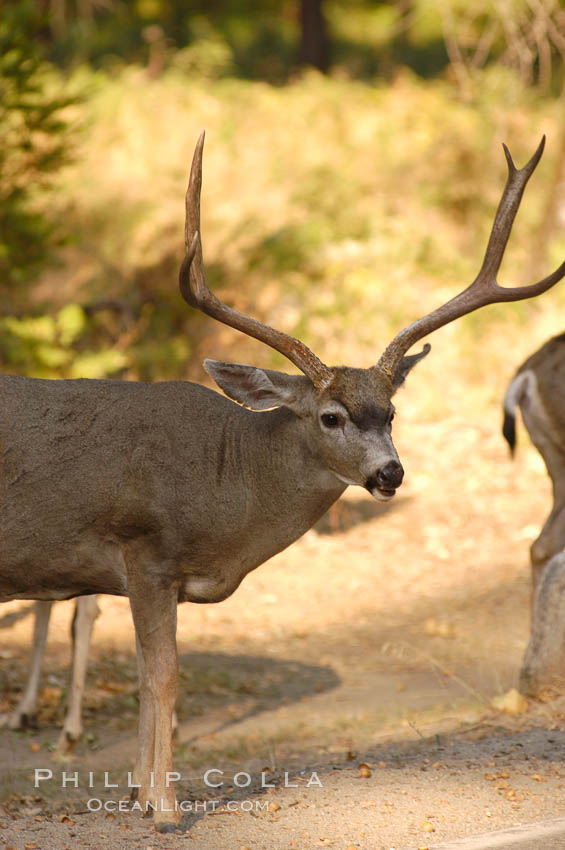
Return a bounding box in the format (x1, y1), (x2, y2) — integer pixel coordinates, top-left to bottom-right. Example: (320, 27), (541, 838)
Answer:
(365, 460), (404, 500)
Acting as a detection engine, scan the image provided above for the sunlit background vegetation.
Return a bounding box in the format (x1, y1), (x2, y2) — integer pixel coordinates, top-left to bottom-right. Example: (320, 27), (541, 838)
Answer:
(2, 0), (565, 422)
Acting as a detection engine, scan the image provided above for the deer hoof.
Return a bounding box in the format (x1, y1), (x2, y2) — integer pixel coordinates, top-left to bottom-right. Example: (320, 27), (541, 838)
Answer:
(56, 731), (78, 756)
(8, 711), (38, 731)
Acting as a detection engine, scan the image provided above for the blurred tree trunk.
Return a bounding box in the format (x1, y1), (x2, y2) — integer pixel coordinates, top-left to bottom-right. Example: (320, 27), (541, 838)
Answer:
(50, 0), (66, 37)
(298, 0), (330, 72)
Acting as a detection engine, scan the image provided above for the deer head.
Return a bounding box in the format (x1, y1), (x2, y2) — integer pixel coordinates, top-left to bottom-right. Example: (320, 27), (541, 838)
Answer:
(179, 133), (565, 502)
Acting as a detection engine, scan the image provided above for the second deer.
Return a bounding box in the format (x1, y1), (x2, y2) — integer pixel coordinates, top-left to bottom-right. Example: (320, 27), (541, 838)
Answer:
(1, 597), (99, 753)
(503, 331), (565, 593)
(503, 333), (565, 698)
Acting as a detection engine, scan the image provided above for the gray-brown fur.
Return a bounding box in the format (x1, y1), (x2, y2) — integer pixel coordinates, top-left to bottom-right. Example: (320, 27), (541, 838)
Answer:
(503, 332), (565, 454)
(520, 551), (565, 698)
(0, 356), (421, 829)
(504, 334), (565, 700)
(503, 332), (565, 592)
(1, 371), (390, 603)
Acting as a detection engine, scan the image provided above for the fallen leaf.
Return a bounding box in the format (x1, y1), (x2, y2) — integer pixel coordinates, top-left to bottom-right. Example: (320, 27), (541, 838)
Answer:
(421, 820), (435, 833)
(423, 618), (455, 638)
(268, 801), (281, 813)
(22, 807), (41, 817)
(39, 686), (63, 704)
(491, 689), (528, 715)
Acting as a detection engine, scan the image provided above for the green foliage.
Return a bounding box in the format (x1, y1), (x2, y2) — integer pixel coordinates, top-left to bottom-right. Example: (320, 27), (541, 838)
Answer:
(0, 2), (76, 298)
(0, 300), (191, 380)
(2, 58), (564, 384)
(0, 306), (122, 378)
(5, 0), (564, 96)
(169, 38), (235, 80)
(0, 0), (454, 84)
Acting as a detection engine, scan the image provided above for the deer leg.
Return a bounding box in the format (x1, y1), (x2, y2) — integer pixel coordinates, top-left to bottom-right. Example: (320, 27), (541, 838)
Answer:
(57, 595), (99, 754)
(520, 552), (565, 698)
(7, 601), (53, 729)
(128, 573), (179, 831)
(530, 498), (565, 593)
(520, 404), (565, 598)
(130, 630), (154, 801)
(528, 444), (565, 598)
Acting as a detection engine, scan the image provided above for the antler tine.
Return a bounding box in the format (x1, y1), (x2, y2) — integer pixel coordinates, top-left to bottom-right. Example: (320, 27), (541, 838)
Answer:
(377, 137), (565, 378)
(179, 132), (333, 390)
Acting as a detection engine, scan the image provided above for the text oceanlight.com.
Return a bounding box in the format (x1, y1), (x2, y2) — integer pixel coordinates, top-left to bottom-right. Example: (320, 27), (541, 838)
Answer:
(87, 798), (274, 814)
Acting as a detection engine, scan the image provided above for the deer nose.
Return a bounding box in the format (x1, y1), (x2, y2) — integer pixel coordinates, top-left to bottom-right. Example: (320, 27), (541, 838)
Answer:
(375, 460), (404, 491)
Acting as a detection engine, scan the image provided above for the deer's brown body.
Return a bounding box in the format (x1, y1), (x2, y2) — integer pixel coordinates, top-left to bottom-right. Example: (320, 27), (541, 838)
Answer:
(1, 374), (346, 604)
(2, 134), (564, 831)
(503, 334), (565, 699)
(503, 332), (565, 591)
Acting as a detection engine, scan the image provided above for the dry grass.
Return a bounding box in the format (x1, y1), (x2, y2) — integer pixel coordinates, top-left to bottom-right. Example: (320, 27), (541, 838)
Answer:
(22, 65), (561, 395)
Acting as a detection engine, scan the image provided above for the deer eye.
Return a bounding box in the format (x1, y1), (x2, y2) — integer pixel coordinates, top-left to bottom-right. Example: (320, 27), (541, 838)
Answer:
(321, 413), (342, 429)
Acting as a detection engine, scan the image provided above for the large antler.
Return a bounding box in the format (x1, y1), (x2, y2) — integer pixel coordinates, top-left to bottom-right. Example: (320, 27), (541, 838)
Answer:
(179, 132), (333, 390)
(377, 137), (565, 379)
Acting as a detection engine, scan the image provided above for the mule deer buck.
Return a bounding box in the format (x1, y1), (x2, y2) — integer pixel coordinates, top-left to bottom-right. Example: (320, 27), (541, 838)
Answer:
(503, 331), (565, 594)
(1, 597), (99, 753)
(1, 134), (564, 831)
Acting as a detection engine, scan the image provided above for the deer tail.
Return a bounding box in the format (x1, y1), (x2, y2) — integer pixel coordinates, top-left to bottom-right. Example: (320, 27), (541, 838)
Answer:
(502, 370), (535, 457)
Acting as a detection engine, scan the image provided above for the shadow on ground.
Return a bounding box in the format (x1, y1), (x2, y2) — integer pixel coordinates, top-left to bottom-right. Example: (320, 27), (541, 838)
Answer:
(314, 494), (412, 535)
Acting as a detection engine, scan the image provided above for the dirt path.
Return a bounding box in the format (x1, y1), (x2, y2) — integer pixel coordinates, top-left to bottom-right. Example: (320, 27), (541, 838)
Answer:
(2, 411), (565, 849)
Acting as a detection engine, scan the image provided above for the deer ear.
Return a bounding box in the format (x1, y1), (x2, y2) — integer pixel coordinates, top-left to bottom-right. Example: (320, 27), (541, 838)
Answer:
(392, 343), (431, 393)
(203, 360), (313, 412)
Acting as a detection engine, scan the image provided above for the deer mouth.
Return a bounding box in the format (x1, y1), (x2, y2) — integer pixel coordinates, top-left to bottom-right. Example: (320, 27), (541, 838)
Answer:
(371, 485), (396, 501)
(365, 474), (398, 501)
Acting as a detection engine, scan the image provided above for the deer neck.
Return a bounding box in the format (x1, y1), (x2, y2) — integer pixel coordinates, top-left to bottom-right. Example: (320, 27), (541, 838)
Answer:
(219, 405), (346, 545)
